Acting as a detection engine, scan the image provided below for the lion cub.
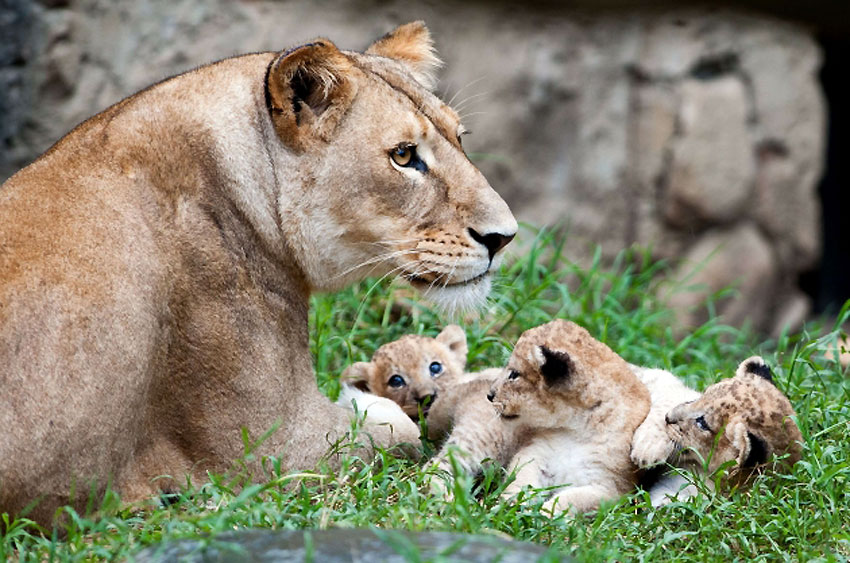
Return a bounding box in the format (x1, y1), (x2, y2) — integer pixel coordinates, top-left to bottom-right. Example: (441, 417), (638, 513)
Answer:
(630, 357), (803, 506)
(433, 319), (651, 513)
(337, 325), (499, 440)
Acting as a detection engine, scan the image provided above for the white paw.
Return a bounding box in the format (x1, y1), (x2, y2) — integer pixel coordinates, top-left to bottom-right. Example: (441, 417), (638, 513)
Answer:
(631, 428), (675, 468)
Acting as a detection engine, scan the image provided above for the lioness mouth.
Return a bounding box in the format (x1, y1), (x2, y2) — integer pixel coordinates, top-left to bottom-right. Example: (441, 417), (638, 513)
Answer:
(406, 270), (489, 288)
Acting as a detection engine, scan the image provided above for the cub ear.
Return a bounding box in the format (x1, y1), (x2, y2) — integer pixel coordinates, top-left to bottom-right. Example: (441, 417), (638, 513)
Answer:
(266, 40), (358, 152)
(727, 418), (769, 468)
(435, 325), (468, 367)
(341, 362), (374, 393)
(535, 346), (573, 388)
(736, 356), (774, 384)
(366, 21), (442, 90)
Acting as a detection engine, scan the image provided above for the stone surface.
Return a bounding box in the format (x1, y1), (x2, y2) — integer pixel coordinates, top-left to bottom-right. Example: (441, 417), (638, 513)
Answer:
(0, 2), (826, 333)
(663, 77), (755, 227)
(133, 528), (558, 563)
(667, 223), (777, 330)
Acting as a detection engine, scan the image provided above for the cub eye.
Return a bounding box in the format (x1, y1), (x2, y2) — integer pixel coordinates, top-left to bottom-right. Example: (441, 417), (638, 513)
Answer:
(695, 415), (711, 432)
(429, 361), (443, 376)
(508, 370), (520, 380)
(389, 143), (428, 172)
(388, 374), (406, 388)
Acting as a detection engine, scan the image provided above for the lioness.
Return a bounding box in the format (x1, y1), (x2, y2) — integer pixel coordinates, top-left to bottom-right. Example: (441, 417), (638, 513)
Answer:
(0, 22), (516, 526)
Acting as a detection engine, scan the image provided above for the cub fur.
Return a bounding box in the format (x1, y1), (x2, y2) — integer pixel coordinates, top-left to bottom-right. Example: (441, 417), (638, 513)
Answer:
(631, 357), (803, 506)
(338, 325), (501, 441)
(433, 320), (651, 514)
(0, 22), (517, 526)
(340, 325), (468, 422)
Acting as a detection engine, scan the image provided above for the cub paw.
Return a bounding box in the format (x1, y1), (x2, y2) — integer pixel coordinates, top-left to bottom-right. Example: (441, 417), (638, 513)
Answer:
(631, 426), (675, 468)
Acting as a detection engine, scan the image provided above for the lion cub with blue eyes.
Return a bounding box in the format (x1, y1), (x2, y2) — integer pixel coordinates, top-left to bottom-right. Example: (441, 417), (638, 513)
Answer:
(337, 325), (497, 440)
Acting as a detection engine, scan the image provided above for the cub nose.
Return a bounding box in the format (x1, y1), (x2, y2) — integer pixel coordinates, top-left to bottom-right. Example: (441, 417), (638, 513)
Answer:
(468, 228), (515, 261)
(487, 390), (496, 402)
(665, 413), (673, 425)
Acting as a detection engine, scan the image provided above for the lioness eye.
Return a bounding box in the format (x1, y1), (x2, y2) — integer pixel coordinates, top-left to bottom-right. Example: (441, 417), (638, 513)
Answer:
(429, 361), (443, 376)
(508, 370), (520, 380)
(695, 415), (711, 432)
(389, 143), (428, 172)
(388, 374), (406, 388)
(391, 145), (413, 166)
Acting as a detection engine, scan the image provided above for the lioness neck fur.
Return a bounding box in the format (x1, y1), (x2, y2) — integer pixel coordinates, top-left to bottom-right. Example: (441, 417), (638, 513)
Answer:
(0, 22), (516, 526)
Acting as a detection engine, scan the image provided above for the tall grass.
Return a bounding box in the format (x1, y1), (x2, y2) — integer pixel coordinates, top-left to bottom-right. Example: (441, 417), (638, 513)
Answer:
(2, 226), (848, 561)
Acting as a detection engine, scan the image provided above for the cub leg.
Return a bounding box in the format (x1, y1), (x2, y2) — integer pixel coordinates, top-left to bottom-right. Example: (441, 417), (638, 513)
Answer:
(630, 366), (701, 468)
(543, 484), (618, 514)
(501, 454), (542, 498)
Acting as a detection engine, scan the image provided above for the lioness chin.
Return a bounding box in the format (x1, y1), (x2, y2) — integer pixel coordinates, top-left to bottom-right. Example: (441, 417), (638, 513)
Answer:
(0, 21), (516, 527)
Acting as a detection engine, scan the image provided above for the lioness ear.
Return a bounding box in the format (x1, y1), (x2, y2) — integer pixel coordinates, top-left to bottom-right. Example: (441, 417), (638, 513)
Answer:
(266, 40), (357, 151)
(366, 21), (442, 90)
(435, 325), (468, 367)
(341, 362), (373, 392)
(535, 346), (573, 388)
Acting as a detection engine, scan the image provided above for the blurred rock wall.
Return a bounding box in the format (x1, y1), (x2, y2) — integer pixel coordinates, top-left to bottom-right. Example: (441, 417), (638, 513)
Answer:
(0, 1), (825, 334)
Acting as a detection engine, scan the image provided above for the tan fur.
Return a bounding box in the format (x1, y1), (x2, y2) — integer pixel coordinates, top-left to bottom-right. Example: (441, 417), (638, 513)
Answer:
(432, 320), (651, 514)
(632, 357), (802, 506)
(338, 326), (502, 442)
(340, 325), (468, 421)
(665, 357), (802, 480)
(0, 23), (517, 526)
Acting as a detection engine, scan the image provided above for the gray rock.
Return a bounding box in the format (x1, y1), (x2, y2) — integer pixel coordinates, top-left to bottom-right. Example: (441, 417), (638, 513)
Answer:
(663, 77), (755, 227)
(0, 1), (826, 333)
(666, 223), (777, 330)
(132, 528), (560, 563)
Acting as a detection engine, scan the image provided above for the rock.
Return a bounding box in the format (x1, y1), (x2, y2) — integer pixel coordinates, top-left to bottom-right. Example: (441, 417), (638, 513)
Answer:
(753, 142), (821, 271)
(663, 77), (755, 228)
(666, 223), (776, 329)
(132, 528), (558, 563)
(0, 2), (826, 333)
(769, 290), (811, 338)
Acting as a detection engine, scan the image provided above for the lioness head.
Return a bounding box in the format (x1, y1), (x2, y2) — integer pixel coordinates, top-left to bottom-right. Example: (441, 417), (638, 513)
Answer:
(488, 319), (648, 430)
(265, 22), (517, 312)
(664, 356), (803, 479)
(342, 325), (467, 419)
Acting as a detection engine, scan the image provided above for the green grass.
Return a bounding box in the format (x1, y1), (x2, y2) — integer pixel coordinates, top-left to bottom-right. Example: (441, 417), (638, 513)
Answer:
(2, 226), (849, 561)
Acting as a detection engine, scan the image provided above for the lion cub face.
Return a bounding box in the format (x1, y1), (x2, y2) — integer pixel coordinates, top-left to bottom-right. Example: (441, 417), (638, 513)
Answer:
(265, 22), (517, 311)
(342, 325), (467, 419)
(489, 319), (650, 431)
(664, 356), (802, 478)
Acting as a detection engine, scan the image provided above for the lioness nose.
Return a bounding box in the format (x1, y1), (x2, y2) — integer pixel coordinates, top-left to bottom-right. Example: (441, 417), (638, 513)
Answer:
(468, 228), (515, 261)
(487, 390), (496, 402)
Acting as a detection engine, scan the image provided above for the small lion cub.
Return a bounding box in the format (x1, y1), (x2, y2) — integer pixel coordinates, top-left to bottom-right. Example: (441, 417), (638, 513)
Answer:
(630, 357), (803, 506)
(434, 319), (651, 514)
(336, 325), (496, 440)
